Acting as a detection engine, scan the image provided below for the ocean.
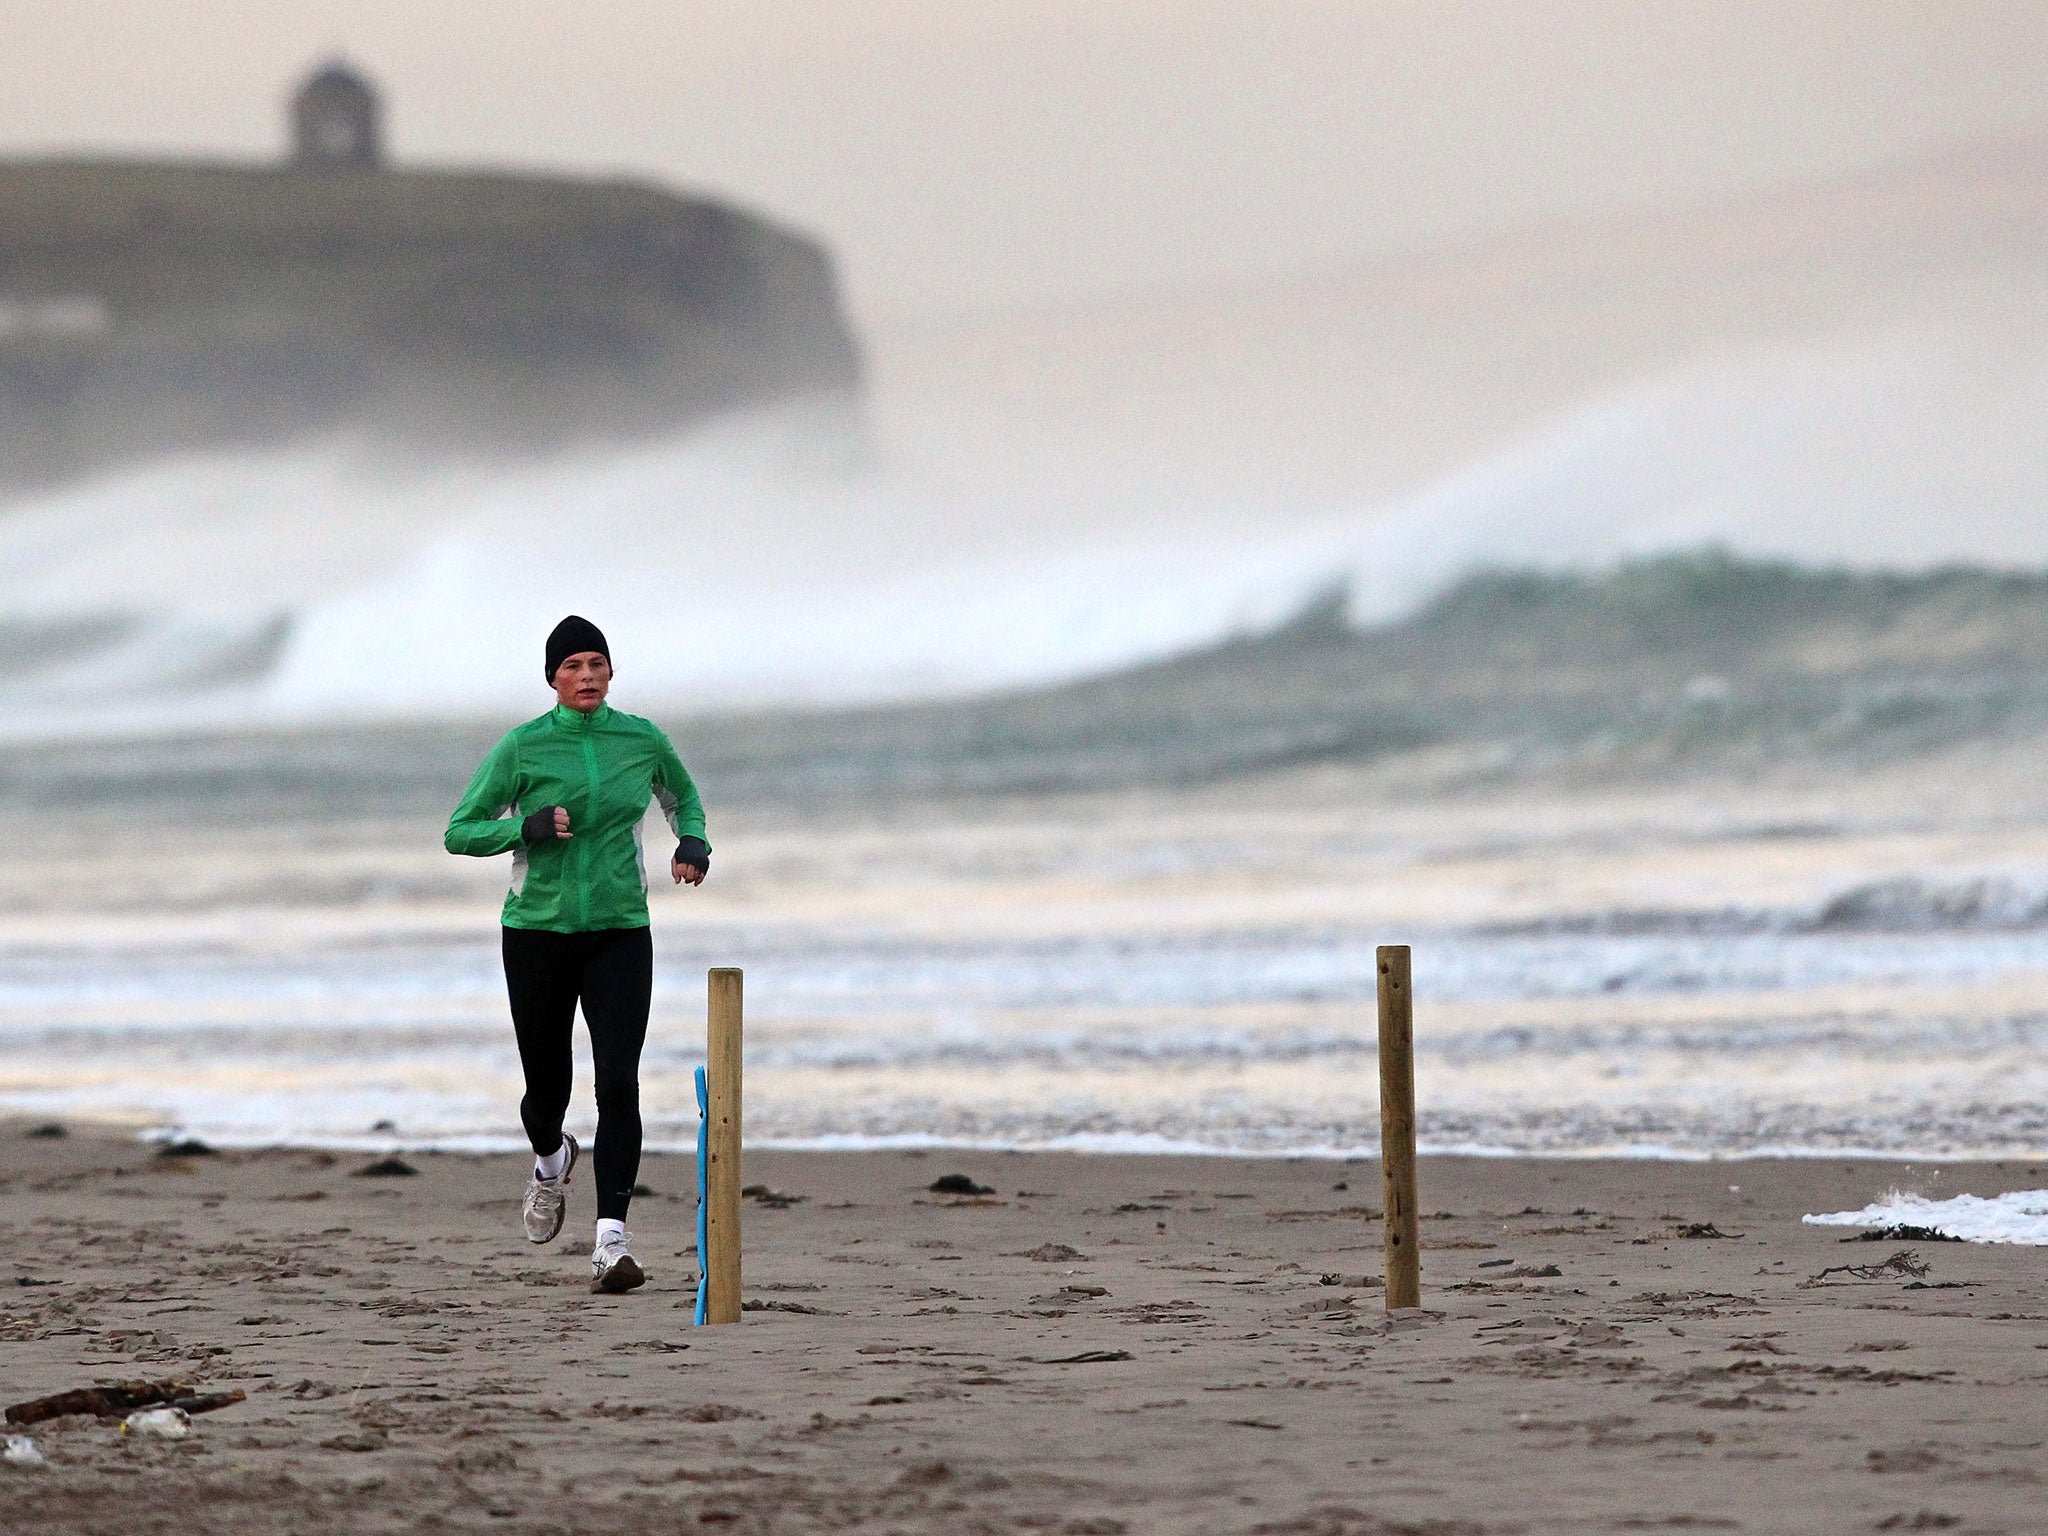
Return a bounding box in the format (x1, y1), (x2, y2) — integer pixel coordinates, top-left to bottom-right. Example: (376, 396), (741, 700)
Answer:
(4, 747), (2047, 1160)
(5, 306), (2048, 744)
(6, 334), (2048, 1163)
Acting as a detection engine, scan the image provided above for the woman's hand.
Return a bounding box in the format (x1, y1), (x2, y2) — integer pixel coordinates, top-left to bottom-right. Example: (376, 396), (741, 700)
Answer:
(672, 835), (710, 886)
(521, 806), (572, 843)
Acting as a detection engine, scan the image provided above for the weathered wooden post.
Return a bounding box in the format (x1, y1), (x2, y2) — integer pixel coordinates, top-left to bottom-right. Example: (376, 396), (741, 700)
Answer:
(705, 967), (744, 1324)
(1377, 944), (1421, 1310)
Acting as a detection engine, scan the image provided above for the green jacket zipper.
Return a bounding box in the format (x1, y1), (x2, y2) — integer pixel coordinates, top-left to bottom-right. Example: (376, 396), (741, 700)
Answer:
(579, 729), (600, 930)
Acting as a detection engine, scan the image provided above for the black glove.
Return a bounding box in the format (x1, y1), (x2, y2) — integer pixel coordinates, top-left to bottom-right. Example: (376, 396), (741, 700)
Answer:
(521, 807), (564, 844)
(675, 835), (711, 872)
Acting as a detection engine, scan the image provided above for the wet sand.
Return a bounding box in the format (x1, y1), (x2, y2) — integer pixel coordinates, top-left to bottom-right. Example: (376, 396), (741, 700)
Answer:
(4, 1124), (2043, 1534)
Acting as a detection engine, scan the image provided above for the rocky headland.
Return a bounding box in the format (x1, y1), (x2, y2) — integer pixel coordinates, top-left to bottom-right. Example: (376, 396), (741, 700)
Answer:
(0, 160), (861, 485)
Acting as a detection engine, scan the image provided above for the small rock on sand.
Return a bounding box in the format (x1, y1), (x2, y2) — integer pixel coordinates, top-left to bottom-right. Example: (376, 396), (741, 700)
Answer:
(1014, 1243), (1087, 1262)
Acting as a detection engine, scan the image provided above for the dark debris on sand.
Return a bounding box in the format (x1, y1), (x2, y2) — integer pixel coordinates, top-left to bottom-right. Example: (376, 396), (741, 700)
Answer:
(1802, 1249), (1934, 1286)
(153, 1138), (217, 1159)
(351, 1156), (418, 1177)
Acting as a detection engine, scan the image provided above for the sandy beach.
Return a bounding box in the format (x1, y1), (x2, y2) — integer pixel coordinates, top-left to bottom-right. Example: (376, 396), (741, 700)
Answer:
(4, 1123), (2043, 1534)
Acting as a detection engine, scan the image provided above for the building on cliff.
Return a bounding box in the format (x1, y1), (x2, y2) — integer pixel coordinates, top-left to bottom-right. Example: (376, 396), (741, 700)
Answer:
(291, 62), (384, 170)
(0, 73), (860, 487)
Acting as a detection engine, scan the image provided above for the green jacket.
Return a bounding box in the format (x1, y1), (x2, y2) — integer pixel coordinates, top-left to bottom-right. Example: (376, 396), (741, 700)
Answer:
(445, 703), (708, 933)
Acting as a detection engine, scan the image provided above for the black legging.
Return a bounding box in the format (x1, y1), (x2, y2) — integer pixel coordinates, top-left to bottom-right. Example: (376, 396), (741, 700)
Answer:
(502, 925), (652, 1223)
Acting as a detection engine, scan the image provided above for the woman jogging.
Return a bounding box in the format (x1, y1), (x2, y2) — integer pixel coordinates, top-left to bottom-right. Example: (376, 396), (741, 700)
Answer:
(444, 615), (710, 1294)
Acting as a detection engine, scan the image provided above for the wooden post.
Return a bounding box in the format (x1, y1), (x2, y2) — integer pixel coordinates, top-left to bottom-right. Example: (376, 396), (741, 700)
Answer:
(1377, 944), (1421, 1310)
(705, 967), (744, 1324)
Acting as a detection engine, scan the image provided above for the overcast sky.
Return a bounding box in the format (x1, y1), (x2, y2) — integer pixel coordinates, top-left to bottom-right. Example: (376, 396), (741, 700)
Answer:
(6, 3), (2048, 318)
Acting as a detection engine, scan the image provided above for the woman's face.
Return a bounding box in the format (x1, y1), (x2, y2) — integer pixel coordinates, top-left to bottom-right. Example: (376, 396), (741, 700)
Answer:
(553, 651), (612, 713)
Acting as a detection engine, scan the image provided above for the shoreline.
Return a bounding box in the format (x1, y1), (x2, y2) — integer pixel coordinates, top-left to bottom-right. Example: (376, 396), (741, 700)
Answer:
(9, 761), (2048, 1175)
(27, 1114), (2048, 1166)
(5, 1123), (2044, 1533)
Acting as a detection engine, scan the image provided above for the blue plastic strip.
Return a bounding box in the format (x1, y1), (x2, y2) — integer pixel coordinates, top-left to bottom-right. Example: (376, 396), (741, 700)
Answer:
(693, 1064), (709, 1326)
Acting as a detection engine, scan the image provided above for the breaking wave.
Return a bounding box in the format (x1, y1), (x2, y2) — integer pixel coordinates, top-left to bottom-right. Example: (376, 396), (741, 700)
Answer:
(4, 315), (2048, 743)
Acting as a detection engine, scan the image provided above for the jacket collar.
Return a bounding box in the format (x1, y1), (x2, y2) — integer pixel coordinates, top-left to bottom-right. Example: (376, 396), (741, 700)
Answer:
(549, 702), (612, 731)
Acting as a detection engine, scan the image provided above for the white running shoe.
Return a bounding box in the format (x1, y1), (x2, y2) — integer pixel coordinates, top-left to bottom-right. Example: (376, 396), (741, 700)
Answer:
(521, 1133), (579, 1245)
(590, 1230), (647, 1294)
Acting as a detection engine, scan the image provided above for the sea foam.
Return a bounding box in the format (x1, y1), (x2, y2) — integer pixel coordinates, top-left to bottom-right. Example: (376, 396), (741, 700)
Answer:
(1804, 1189), (2048, 1244)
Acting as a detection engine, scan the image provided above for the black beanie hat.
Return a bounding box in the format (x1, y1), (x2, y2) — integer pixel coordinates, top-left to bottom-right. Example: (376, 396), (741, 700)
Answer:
(545, 615), (610, 682)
